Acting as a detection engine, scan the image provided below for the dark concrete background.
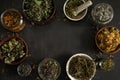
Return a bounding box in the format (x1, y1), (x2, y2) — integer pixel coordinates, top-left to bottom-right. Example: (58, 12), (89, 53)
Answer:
(0, 0), (120, 80)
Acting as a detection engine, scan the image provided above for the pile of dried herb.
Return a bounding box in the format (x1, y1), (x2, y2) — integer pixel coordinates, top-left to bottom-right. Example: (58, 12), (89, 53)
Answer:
(38, 58), (60, 80)
(65, 0), (85, 19)
(91, 3), (113, 24)
(100, 58), (115, 71)
(97, 27), (120, 53)
(69, 56), (95, 80)
(24, 0), (53, 21)
(0, 39), (25, 64)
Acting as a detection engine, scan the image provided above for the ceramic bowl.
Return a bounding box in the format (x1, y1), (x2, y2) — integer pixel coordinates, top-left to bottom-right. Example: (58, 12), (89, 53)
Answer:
(95, 26), (120, 54)
(63, 0), (88, 21)
(0, 36), (28, 65)
(66, 53), (96, 80)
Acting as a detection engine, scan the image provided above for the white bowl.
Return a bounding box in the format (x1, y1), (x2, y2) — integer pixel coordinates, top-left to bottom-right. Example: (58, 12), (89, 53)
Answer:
(63, 0), (88, 21)
(66, 53), (96, 80)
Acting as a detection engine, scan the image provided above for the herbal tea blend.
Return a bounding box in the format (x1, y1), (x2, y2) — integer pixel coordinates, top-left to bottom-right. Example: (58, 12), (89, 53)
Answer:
(38, 58), (61, 80)
(1, 9), (25, 32)
(69, 56), (95, 80)
(96, 27), (120, 53)
(91, 3), (114, 24)
(23, 0), (53, 21)
(100, 57), (115, 71)
(0, 39), (25, 64)
(17, 63), (32, 77)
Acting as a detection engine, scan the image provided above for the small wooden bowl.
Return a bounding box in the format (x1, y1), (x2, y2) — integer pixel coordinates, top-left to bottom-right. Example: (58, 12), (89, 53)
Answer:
(0, 36), (28, 65)
(22, 0), (56, 25)
(95, 26), (120, 54)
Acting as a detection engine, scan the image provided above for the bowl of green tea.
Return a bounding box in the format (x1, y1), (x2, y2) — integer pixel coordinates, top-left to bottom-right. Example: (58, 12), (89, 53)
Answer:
(63, 0), (88, 21)
(23, 0), (55, 24)
(66, 53), (96, 80)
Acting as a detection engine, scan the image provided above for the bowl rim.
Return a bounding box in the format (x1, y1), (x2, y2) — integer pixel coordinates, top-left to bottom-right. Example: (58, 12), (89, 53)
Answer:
(38, 58), (61, 80)
(63, 0), (88, 21)
(95, 26), (120, 54)
(0, 35), (28, 65)
(66, 53), (96, 80)
(22, 0), (56, 25)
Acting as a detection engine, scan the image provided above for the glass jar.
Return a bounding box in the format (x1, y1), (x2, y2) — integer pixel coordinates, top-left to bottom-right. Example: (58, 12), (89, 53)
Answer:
(38, 58), (61, 80)
(1, 9), (25, 32)
(91, 3), (114, 24)
(99, 58), (115, 71)
(17, 63), (32, 77)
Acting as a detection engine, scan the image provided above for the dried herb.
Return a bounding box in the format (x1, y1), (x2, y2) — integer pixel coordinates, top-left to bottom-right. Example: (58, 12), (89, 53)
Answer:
(97, 27), (120, 53)
(69, 56), (95, 80)
(17, 63), (32, 77)
(38, 58), (61, 80)
(24, 0), (53, 21)
(100, 57), (115, 71)
(91, 3), (113, 24)
(65, 0), (85, 19)
(0, 39), (25, 64)
(1, 9), (25, 32)
(2, 10), (20, 27)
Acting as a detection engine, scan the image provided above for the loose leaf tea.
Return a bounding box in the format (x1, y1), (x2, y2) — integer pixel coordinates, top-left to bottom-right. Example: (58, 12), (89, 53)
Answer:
(96, 27), (120, 53)
(38, 58), (61, 80)
(17, 63), (32, 77)
(91, 3), (113, 24)
(100, 57), (115, 71)
(2, 10), (20, 27)
(24, 0), (53, 21)
(69, 56), (95, 80)
(1, 9), (25, 32)
(0, 39), (25, 64)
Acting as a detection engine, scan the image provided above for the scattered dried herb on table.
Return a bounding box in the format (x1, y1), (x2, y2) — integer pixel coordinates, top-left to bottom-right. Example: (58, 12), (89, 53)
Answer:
(65, 0), (85, 19)
(0, 39), (25, 64)
(24, 0), (53, 21)
(69, 56), (95, 80)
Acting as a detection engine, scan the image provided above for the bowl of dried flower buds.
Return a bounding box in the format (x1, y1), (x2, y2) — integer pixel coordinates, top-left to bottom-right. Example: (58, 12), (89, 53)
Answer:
(0, 36), (28, 65)
(95, 26), (120, 54)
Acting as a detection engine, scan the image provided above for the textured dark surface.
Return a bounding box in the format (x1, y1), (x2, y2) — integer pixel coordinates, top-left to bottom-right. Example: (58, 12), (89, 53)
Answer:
(0, 0), (120, 80)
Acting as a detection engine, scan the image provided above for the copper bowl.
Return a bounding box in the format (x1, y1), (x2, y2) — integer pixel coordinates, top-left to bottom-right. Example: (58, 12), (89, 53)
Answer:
(95, 26), (120, 54)
(0, 36), (28, 65)
(22, 0), (55, 25)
